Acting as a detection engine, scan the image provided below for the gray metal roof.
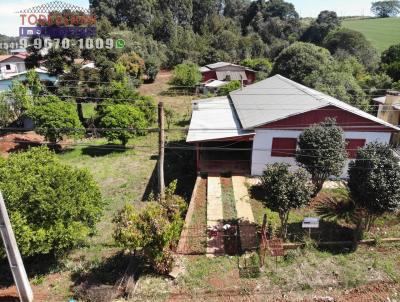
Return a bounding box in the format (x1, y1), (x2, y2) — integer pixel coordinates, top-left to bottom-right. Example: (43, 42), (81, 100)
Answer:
(186, 96), (254, 143)
(230, 75), (400, 131)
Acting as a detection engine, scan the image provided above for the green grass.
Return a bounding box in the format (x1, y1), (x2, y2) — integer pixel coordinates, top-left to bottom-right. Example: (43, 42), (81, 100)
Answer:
(342, 17), (400, 53)
(58, 135), (158, 246)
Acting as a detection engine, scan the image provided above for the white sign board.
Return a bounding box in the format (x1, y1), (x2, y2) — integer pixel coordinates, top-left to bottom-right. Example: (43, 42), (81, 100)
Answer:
(302, 217), (320, 229)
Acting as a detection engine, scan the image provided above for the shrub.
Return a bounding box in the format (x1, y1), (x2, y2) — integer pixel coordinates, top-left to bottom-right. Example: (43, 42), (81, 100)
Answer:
(260, 163), (314, 239)
(217, 80), (241, 96)
(113, 181), (186, 274)
(348, 142), (400, 231)
(296, 118), (347, 194)
(169, 61), (202, 88)
(99, 103), (148, 145)
(0, 147), (103, 258)
(26, 96), (84, 143)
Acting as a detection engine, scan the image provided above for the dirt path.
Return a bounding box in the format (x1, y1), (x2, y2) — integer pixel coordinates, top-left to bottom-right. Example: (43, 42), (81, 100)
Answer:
(207, 175), (224, 256)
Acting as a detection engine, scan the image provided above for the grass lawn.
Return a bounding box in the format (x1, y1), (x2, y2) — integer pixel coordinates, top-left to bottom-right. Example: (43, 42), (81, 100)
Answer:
(342, 17), (400, 53)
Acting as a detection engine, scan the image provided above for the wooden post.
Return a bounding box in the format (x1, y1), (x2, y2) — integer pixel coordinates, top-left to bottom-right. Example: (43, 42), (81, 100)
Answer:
(0, 192), (33, 302)
(158, 102), (165, 201)
(196, 143), (200, 173)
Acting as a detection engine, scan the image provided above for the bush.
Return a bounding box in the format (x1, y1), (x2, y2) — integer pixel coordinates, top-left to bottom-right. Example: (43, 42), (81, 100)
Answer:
(217, 80), (241, 96)
(117, 52), (145, 80)
(0, 147), (103, 258)
(113, 181), (186, 274)
(296, 118), (348, 194)
(99, 103), (148, 145)
(169, 61), (202, 88)
(348, 142), (400, 231)
(260, 163), (314, 239)
(26, 96), (84, 143)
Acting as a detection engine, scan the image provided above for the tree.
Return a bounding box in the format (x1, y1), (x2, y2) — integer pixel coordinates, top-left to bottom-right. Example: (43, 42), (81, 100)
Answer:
(260, 163), (313, 239)
(385, 61), (400, 81)
(113, 181), (186, 274)
(0, 147), (103, 258)
(217, 80), (241, 96)
(296, 118), (348, 194)
(381, 43), (400, 64)
(144, 57), (160, 82)
(304, 70), (369, 110)
(0, 93), (13, 127)
(169, 61), (202, 87)
(371, 0), (400, 17)
(99, 103), (147, 146)
(117, 52), (145, 81)
(271, 42), (334, 84)
(348, 143), (400, 231)
(323, 28), (379, 71)
(301, 10), (341, 45)
(26, 96), (84, 143)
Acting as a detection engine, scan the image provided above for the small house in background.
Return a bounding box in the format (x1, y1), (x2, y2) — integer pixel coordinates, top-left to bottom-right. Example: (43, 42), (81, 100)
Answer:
(0, 54), (28, 79)
(187, 75), (399, 177)
(0, 67), (58, 92)
(199, 62), (256, 85)
(373, 91), (400, 145)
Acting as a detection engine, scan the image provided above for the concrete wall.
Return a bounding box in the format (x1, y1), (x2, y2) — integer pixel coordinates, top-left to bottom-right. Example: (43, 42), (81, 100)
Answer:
(251, 129), (392, 178)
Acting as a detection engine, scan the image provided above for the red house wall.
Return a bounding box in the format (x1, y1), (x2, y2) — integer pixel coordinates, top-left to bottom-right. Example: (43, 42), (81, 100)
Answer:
(245, 70), (256, 85)
(259, 105), (396, 132)
(202, 71), (217, 82)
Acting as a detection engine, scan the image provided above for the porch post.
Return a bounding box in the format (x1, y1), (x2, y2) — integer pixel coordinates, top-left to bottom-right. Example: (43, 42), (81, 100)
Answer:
(196, 143), (200, 173)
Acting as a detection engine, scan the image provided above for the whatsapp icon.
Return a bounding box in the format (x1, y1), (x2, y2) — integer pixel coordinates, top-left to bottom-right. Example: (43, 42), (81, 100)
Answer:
(116, 39), (125, 49)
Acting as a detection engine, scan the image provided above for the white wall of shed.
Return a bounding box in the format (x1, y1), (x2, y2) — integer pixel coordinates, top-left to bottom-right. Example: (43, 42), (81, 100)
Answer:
(251, 129), (392, 178)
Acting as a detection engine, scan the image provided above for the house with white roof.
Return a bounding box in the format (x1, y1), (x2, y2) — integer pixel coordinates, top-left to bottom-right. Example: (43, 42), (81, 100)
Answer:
(187, 75), (400, 177)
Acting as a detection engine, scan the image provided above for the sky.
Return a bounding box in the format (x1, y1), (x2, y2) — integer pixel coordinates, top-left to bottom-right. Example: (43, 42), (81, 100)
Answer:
(0, 0), (374, 37)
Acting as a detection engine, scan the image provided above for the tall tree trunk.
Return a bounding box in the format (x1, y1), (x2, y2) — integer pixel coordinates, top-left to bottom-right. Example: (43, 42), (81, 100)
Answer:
(76, 103), (85, 126)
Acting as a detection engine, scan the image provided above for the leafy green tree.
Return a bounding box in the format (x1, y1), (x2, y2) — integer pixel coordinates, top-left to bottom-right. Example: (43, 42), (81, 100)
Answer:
(301, 10), (341, 45)
(45, 44), (80, 76)
(0, 147), (103, 258)
(360, 73), (393, 96)
(241, 58), (272, 74)
(117, 51), (145, 81)
(348, 143), (400, 231)
(26, 96), (84, 143)
(260, 163), (313, 239)
(304, 70), (369, 110)
(323, 28), (379, 71)
(385, 61), (400, 81)
(0, 93), (13, 127)
(90, 0), (154, 27)
(217, 80), (241, 96)
(296, 118), (348, 194)
(271, 42), (334, 83)
(99, 103), (147, 145)
(144, 57), (160, 82)
(393, 80), (400, 90)
(264, 0), (299, 20)
(371, 0), (400, 17)
(113, 182), (186, 274)
(170, 61), (202, 87)
(381, 43), (400, 64)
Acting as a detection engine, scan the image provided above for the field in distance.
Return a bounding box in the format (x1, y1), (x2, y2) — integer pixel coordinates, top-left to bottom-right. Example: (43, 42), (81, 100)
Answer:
(342, 17), (400, 53)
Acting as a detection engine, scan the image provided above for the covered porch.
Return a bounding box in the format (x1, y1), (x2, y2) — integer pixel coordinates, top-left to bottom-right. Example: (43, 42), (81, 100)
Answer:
(195, 139), (253, 174)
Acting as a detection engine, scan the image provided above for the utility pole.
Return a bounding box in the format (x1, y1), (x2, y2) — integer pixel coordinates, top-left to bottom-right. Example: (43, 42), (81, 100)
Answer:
(0, 192), (33, 302)
(158, 102), (165, 201)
